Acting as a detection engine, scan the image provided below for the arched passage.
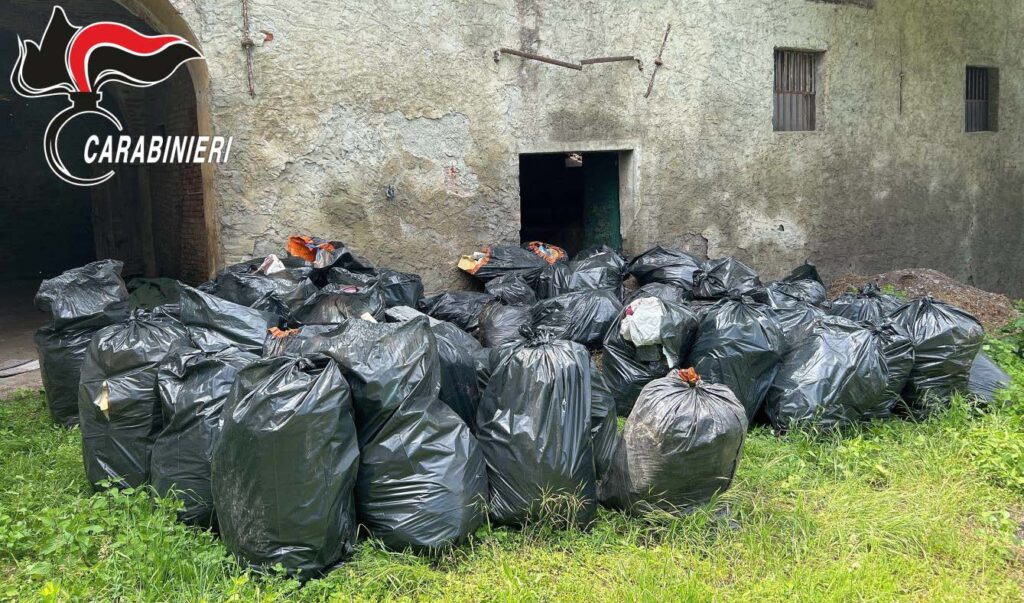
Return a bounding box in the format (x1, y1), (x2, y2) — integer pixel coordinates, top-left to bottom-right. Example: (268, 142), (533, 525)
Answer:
(0, 0), (215, 384)
(0, 0), (215, 285)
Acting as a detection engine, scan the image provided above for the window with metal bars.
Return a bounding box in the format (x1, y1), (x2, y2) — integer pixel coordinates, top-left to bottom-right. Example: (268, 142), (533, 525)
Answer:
(773, 50), (819, 132)
(966, 66), (998, 132)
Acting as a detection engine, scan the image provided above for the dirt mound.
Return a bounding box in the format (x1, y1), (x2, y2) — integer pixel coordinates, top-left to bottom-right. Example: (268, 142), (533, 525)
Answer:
(828, 269), (1017, 332)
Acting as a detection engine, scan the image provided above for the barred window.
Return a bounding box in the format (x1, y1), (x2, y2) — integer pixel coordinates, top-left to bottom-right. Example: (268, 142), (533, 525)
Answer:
(773, 50), (820, 132)
(966, 66), (998, 132)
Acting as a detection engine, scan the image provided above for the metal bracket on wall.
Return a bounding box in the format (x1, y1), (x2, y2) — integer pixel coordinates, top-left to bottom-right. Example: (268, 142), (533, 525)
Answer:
(644, 23), (671, 99)
(493, 49), (644, 72)
(241, 0), (256, 97)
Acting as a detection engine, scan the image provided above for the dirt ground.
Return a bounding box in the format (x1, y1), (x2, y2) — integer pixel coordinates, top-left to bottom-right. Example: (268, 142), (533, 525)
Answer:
(828, 269), (1018, 332)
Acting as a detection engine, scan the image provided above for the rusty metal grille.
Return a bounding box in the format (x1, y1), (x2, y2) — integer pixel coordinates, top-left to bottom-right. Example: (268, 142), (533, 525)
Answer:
(774, 50), (817, 131)
(966, 67), (992, 132)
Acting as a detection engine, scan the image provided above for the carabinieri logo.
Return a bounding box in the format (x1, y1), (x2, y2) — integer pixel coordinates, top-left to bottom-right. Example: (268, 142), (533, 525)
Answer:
(10, 6), (228, 187)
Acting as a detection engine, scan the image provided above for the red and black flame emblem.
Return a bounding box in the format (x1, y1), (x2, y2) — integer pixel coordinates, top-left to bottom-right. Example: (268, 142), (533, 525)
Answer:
(10, 6), (202, 186)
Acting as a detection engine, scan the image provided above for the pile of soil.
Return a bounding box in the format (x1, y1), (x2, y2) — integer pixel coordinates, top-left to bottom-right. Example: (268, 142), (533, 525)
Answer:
(828, 269), (1018, 332)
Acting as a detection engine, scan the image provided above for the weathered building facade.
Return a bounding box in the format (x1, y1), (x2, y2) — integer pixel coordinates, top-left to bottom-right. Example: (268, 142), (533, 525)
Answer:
(4, 0), (1023, 295)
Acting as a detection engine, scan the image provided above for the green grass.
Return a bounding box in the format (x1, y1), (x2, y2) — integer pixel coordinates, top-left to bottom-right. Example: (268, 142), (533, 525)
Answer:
(2, 350), (1023, 603)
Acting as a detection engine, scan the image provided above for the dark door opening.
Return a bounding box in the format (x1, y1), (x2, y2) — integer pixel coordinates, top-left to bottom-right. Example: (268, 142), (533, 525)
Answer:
(519, 151), (623, 256)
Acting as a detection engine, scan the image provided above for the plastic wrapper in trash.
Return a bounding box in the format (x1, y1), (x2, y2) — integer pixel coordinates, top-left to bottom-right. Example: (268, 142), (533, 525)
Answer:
(864, 320), (916, 413)
(151, 346), (257, 527)
(484, 272), (537, 306)
(35, 259), (129, 330)
(530, 289), (622, 347)
(287, 235), (375, 272)
(625, 282), (691, 305)
(685, 298), (785, 421)
(294, 283), (386, 324)
(34, 261), (130, 427)
(693, 257), (763, 300)
(328, 267), (424, 309)
(590, 362), (618, 482)
(206, 257), (318, 321)
(533, 262), (573, 300)
(767, 302), (827, 350)
(212, 356), (359, 577)
(766, 316), (892, 430)
(78, 309), (195, 489)
(478, 302), (531, 348)
(458, 245), (546, 282)
(127, 277), (181, 310)
(262, 325), (341, 358)
(326, 318), (486, 551)
(599, 368), (747, 513)
(603, 298), (700, 416)
(524, 241), (569, 264)
(431, 321), (483, 426)
(765, 279), (827, 308)
(475, 330), (596, 526)
(891, 297), (985, 413)
(418, 291), (494, 333)
(627, 246), (702, 290)
(179, 286), (277, 353)
(568, 250), (627, 298)
(829, 283), (903, 323)
(968, 352), (1011, 403)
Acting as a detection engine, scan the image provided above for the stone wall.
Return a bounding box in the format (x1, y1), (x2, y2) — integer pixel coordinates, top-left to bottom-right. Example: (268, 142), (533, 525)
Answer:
(159, 0), (1024, 294)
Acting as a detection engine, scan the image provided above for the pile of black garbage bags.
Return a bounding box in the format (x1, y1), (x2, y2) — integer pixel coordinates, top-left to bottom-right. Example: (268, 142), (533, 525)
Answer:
(32, 238), (1008, 580)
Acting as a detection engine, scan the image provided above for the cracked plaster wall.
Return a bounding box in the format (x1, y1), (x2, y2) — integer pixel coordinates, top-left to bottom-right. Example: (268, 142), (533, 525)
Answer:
(160, 0), (1024, 294)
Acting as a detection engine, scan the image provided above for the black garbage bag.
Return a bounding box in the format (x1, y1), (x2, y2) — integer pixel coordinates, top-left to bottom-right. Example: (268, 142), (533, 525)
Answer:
(127, 277), (181, 310)
(575, 244), (625, 263)
(35, 259), (129, 330)
(326, 319), (486, 551)
(78, 309), (195, 489)
(328, 267), (424, 309)
(767, 302), (826, 349)
(418, 291), (494, 333)
(627, 246), (702, 290)
(892, 297), (985, 412)
(533, 262), (572, 300)
(34, 260), (130, 427)
(765, 279), (827, 308)
(685, 298), (785, 421)
(829, 283), (903, 323)
(864, 320), (916, 413)
(602, 298), (700, 416)
(475, 331), (596, 526)
(294, 283), (387, 324)
(431, 322), (483, 427)
(478, 302), (531, 348)
(179, 286), (277, 353)
(212, 356), (359, 577)
(693, 257), (762, 300)
(590, 362), (617, 482)
(262, 325), (341, 357)
(151, 346), (257, 527)
(530, 290), (622, 347)
(485, 272), (537, 306)
(968, 352), (1011, 403)
(568, 250), (627, 298)
(782, 261), (823, 284)
(625, 282), (691, 305)
(458, 245), (546, 282)
(287, 235), (375, 273)
(766, 316), (892, 430)
(207, 258), (318, 322)
(599, 368), (747, 513)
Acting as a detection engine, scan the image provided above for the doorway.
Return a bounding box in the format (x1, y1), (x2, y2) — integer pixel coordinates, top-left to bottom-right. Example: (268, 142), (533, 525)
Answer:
(519, 151), (624, 256)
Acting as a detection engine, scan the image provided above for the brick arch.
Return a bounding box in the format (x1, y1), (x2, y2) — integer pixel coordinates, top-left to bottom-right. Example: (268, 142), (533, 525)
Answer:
(113, 0), (221, 279)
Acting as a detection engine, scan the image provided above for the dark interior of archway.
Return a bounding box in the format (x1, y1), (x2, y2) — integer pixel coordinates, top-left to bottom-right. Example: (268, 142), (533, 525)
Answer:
(0, 0), (209, 290)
